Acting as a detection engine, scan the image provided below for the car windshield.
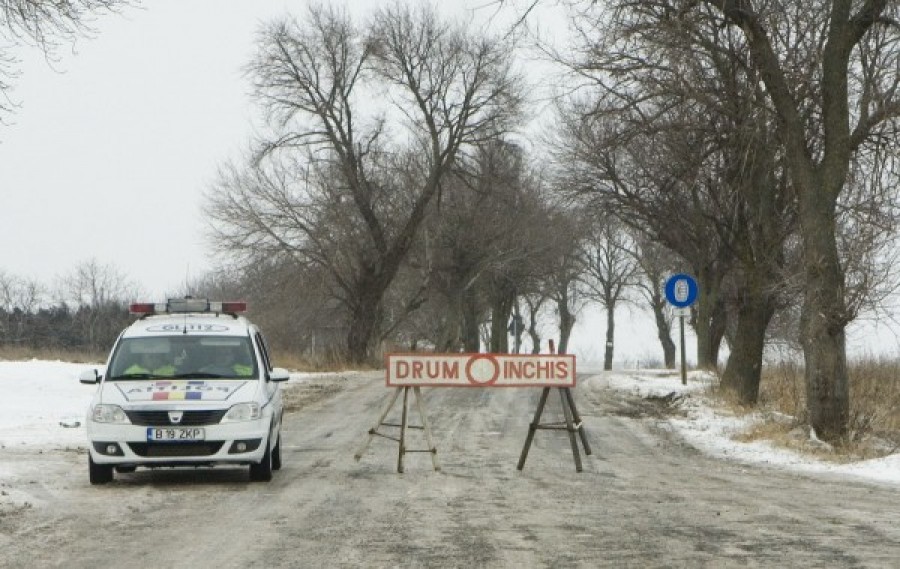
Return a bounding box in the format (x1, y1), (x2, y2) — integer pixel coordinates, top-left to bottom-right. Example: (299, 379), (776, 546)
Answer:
(107, 335), (257, 380)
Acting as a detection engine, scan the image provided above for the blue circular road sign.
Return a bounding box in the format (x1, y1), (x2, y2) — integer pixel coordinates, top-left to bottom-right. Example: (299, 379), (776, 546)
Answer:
(664, 274), (698, 308)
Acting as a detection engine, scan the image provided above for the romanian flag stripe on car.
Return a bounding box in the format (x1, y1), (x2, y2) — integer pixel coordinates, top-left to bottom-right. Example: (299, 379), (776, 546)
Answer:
(152, 391), (203, 400)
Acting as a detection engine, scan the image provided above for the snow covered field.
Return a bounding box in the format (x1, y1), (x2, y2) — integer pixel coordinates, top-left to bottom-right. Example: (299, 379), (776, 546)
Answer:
(1, 359), (898, 486)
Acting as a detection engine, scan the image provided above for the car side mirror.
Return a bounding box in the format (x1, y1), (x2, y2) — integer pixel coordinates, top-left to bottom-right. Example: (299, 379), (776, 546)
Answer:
(79, 369), (101, 384)
(268, 368), (290, 383)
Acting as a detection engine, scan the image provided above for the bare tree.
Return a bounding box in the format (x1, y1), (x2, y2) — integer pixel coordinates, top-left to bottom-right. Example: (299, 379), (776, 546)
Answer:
(421, 140), (548, 353)
(1, 0), (130, 121)
(561, 0), (900, 427)
(521, 292), (549, 354)
(55, 259), (139, 351)
(0, 270), (44, 343)
(208, 4), (523, 363)
(581, 213), (637, 370)
(539, 210), (589, 355)
(686, 0), (900, 439)
(630, 235), (679, 368)
(58, 258), (137, 308)
(552, 97), (733, 370)
(551, 1), (892, 415)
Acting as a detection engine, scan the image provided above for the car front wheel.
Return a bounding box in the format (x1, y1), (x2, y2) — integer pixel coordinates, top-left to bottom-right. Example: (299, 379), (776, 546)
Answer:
(271, 433), (282, 471)
(249, 437), (273, 482)
(89, 455), (114, 485)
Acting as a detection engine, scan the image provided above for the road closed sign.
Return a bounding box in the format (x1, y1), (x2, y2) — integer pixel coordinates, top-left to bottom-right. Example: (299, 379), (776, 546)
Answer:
(386, 353), (576, 387)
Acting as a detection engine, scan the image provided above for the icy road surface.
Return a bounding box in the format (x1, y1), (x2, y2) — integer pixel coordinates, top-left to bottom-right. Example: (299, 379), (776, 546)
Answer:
(1, 371), (899, 568)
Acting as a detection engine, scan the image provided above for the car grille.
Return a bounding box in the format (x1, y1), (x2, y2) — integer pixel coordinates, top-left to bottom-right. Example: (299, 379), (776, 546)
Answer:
(124, 410), (228, 426)
(127, 442), (225, 457)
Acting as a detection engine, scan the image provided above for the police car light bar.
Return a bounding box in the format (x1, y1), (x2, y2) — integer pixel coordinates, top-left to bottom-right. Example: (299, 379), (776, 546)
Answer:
(211, 301), (247, 313)
(167, 298), (210, 313)
(129, 299), (247, 315)
(129, 302), (167, 314)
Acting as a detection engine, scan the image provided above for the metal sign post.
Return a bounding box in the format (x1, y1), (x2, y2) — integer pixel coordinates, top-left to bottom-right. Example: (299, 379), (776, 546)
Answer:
(679, 309), (688, 385)
(664, 274), (699, 386)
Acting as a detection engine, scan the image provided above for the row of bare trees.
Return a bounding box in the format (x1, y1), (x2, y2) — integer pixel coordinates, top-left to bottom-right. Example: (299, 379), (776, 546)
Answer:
(546, 0), (900, 442)
(0, 260), (139, 352)
(208, 4), (526, 364)
(203, 4), (668, 370)
(210, 0), (900, 444)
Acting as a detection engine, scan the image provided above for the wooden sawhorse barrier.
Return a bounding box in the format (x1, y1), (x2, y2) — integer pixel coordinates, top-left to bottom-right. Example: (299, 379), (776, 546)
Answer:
(517, 386), (591, 472)
(354, 386), (440, 473)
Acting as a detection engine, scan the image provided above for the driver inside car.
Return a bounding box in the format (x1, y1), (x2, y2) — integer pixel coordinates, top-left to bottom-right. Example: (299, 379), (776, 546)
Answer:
(199, 347), (253, 377)
(123, 351), (176, 377)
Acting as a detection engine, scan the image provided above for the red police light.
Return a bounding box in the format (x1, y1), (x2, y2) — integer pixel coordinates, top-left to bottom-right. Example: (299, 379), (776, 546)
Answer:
(219, 301), (247, 313)
(129, 303), (156, 315)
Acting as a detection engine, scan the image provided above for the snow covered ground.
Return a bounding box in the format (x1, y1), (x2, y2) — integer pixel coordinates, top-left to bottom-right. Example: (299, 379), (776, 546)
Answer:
(587, 368), (900, 486)
(1, 359), (898, 486)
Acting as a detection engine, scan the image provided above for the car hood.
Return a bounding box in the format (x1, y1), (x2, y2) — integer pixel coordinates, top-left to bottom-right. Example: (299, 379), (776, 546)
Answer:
(102, 379), (257, 404)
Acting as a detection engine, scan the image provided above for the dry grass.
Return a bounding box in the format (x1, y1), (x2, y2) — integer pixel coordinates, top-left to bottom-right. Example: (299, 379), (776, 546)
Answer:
(269, 350), (379, 373)
(722, 357), (900, 462)
(0, 345), (373, 373)
(0, 345), (106, 364)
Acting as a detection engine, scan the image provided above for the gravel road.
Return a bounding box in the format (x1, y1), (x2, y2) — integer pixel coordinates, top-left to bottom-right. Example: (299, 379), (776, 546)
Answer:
(1, 371), (899, 568)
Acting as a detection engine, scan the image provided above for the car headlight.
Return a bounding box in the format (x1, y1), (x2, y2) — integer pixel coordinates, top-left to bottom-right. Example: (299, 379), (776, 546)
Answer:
(224, 402), (261, 422)
(91, 404), (129, 424)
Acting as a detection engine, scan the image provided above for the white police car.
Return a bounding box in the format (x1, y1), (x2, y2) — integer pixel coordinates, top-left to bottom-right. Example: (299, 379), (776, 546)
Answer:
(80, 298), (289, 484)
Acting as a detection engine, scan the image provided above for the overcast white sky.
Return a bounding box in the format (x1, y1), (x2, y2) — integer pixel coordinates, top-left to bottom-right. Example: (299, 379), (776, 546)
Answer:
(2, 1), (293, 295)
(2, 0), (565, 295)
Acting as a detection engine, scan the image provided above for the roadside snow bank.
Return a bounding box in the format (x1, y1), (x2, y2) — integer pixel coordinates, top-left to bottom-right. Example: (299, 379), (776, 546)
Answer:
(0, 360), (99, 449)
(585, 369), (900, 486)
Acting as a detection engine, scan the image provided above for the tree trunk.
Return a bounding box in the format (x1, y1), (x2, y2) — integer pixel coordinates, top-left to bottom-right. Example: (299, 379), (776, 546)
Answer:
(694, 268), (724, 369)
(345, 270), (390, 364)
(721, 282), (776, 405)
(461, 286), (481, 352)
(528, 325), (541, 355)
(799, 191), (850, 440)
(708, 299), (727, 368)
(603, 303), (615, 370)
(438, 290), (463, 352)
(557, 298), (576, 355)
(651, 299), (676, 368)
(489, 289), (514, 353)
(346, 301), (380, 364)
(523, 297), (544, 355)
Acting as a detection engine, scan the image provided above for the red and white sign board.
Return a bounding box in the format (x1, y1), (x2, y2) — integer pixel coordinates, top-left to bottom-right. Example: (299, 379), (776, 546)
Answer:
(386, 353), (576, 387)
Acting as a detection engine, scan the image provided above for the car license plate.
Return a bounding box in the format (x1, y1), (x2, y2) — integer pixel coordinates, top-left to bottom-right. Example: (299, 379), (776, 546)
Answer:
(146, 427), (205, 442)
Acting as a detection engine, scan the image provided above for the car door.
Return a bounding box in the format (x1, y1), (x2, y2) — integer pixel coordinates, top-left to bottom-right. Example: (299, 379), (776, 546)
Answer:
(254, 330), (282, 429)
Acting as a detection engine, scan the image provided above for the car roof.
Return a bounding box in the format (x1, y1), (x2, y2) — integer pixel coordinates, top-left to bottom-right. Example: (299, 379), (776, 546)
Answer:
(121, 313), (254, 339)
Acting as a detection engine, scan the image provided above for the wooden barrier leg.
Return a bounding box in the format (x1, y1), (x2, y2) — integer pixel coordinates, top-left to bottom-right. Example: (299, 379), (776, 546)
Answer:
(355, 385), (440, 474)
(413, 387), (441, 472)
(354, 387), (402, 461)
(398, 387), (410, 473)
(564, 387), (592, 456)
(559, 388), (583, 472)
(517, 387), (550, 470)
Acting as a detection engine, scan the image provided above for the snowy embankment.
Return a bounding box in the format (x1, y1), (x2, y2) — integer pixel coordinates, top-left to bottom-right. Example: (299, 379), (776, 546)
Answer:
(582, 369), (900, 485)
